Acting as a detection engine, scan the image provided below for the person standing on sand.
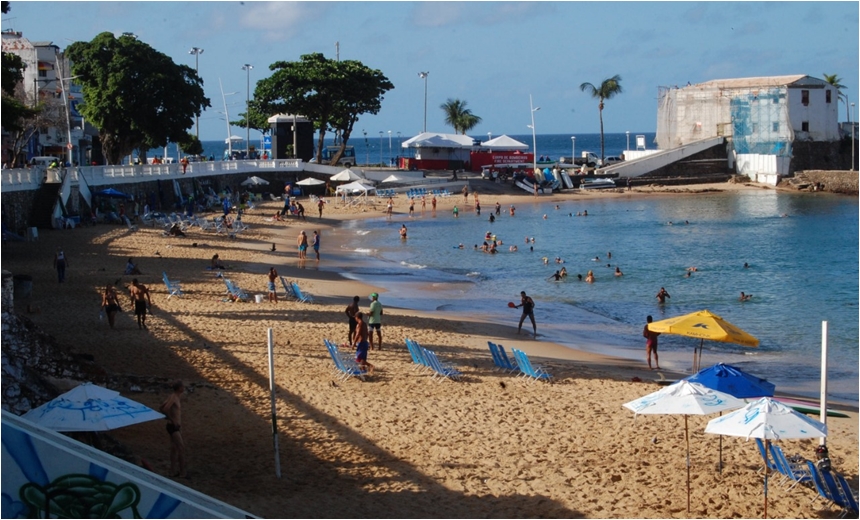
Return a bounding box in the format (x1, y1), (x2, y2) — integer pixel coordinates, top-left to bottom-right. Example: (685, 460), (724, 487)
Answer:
(268, 267), (279, 303)
(515, 291), (537, 337)
(54, 247), (67, 283)
(462, 184), (469, 202)
(368, 293), (383, 350)
(312, 230), (321, 261)
(297, 231), (308, 260)
(317, 198), (325, 218)
(656, 287), (671, 304)
(129, 279), (151, 330)
(345, 296), (360, 345)
(101, 284), (122, 329)
(160, 381), (187, 478)
(352, 312), (374, 374)
(431, 196), (437, 211)
(643, 315), (660, 369)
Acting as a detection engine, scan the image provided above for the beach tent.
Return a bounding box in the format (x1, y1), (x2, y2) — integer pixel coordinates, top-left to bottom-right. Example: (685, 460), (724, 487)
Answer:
(624, 381), (745, 514)
(336, 180), (375, 195)
(401, 132), (474, 149)
(296, 177), (325, 186)
(480, 135), (529, 150)
(21, 383), (164, 432)
(646, 310), (758, 372)
(381, 174), (402, 183)
(330, 168), (363, 182)
(705, 397), (828, 518)
(240, 176), (269, 186)
(225, 135), (244, 144)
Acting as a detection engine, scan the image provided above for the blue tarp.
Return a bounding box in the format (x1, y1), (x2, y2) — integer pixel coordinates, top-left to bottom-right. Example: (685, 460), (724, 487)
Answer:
(684, 363), (775, 398)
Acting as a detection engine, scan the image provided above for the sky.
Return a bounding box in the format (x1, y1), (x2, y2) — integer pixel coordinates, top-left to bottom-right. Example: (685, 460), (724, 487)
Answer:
(3, 1), (858, 142)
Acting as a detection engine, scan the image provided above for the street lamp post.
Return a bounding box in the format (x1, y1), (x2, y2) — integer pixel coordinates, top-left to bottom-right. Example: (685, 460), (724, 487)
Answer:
(626, 130), (630, 152)
(851, 103), (856, 172)
(242, 63), (253, 159)
(418, 71), (429, 133)
(378, 131), (383, 165)
(388, 130), (392, 166)
(530, 94), (540, 172)
(363, 130), (369, 165)
(189, 47), (204, 140)
(571, 136), (576, 165)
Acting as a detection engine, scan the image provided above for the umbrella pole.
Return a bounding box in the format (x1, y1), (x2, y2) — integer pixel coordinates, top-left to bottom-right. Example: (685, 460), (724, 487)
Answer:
(763, 439), (769, 519)
(718, 411), (723, 474)
(685, 415), (691, 514)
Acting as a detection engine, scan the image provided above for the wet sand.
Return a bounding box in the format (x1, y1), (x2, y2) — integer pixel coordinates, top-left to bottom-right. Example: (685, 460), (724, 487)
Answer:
(3, 180), (856, 518)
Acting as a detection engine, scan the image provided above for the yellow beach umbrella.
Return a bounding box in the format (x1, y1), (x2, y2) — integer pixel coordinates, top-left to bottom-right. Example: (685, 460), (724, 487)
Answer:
(647, 310), (759, 371)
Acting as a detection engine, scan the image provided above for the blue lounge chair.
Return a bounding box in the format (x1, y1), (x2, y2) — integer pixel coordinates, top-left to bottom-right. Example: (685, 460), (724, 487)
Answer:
(421, 348), (462, 381)
(511, 348), (552, 382)
(487, 342), (519, 373)
(279, 276), (297, 300)
(291, 281), (314, 303)
(755, 439), (780, 475)
(223, 279), (250, 302)
(833, 472), (859, 518)
(162, 272), (182, 299)
(769, 444), (811, 490)
(497, 344), (520, 373)
(323, 339), (366, 381)
(806, 461), (838, 508)
(405, 338), (431, 371)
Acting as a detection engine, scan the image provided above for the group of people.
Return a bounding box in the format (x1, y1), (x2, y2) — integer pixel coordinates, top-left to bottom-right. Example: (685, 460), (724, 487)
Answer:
(296, 230), (321, 261)
(344, 293), (384, 374)
(100, 279), (151, 330)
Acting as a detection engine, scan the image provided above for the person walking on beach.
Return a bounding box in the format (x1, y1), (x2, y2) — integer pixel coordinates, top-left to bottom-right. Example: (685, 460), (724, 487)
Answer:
(386, 198), (394, 218)
(462, 185), (469, 203)
(345, 296), (360, 344)
(656, 287), (671, 304)
(516, 291), (537, 337)
(317, 198), (325, 218)
(312, 230), (321, 261)
(268, 267), (279, 303)
(54, 247), (67, 283)
(129, 279), (152, 330)
(431, 196), (437, 211)
(643, 315), (660, 370)
(409, 198), (415, 217)
(368, 292), (383, 350)
(297, 231), (308, 260)
(160, 381), (187, 478)
(101, 284), (122, 329)
(352, 312), (374, 375)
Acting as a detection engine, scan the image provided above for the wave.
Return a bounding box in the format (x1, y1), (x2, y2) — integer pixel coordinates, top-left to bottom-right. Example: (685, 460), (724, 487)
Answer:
(400, 261), (427, 269)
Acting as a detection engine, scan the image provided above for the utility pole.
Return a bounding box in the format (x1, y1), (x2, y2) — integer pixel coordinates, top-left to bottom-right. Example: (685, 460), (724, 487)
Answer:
(189, 47), (204, 141)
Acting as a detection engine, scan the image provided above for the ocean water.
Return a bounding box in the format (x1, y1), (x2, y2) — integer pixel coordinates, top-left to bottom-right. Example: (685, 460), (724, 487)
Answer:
(153, 132), (653, 166)
(330, 190), (858, 403)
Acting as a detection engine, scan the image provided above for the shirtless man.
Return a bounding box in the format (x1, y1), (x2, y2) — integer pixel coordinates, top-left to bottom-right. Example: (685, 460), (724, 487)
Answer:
(656, 287), (671, 304)
(643, 315), (661, 369)
(515, 291), (537, 337)
(268, 267), (279, 303)
(352, 312), (374, 374)
(739, 292), (753, 302)
(345, 296), (360, 344)
(160, 381), (187, 478)
(129, 279), (152, 330)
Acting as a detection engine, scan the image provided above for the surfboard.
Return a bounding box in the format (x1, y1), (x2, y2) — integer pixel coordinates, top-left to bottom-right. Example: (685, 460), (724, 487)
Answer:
(769, 397), (851, 419)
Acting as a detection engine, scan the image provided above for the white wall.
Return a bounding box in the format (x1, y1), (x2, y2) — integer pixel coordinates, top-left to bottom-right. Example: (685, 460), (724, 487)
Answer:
(786, 86), (840, 141)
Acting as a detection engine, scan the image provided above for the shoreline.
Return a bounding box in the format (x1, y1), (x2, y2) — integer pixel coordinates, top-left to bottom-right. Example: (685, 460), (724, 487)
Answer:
(2, 179), (857, 518)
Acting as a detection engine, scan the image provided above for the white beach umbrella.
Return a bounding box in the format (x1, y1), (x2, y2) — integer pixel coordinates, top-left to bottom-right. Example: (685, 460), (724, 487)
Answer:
(296, 177), (325, 186)
(381, 174), (402, 183)
(704, 397), (827, 518)
(225, 135), (244, 144)
(240, 176), (269, 186)
(330, 168), (362, 182)
(623, 380), (745, 513)
(21, 383), (164, 432)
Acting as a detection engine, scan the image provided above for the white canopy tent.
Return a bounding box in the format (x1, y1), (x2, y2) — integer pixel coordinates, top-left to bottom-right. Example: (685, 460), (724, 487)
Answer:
(336, 180), (376, 205)
(480, 135), (529, 150)
(401, 132), (474, 149)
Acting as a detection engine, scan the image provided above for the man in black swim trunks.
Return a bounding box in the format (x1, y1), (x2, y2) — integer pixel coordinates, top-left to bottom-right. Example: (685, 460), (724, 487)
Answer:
(160, 381), (186, 478)
(516, 291), (537, 337)
(129, 279), (152, 330)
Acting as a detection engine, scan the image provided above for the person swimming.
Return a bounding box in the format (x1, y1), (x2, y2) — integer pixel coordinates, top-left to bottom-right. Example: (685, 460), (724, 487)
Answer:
(585, 270), (595, 283)
(615, 266), (623, 276)
(560, 267), (567, 278)
(739, 292), (753, 301)
(509, 245), (518, 252)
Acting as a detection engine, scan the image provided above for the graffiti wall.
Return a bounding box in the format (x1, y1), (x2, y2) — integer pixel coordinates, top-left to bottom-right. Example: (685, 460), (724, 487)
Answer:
(1, 411), (253, 519)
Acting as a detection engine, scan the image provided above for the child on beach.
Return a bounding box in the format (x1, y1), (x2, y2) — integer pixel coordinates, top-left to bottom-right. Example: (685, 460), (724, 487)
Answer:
(352, 312), (374, 375)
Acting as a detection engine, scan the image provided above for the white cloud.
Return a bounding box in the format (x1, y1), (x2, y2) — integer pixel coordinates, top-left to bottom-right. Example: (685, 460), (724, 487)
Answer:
(410, 2), (465, 28)
(237, 1), (331, 41)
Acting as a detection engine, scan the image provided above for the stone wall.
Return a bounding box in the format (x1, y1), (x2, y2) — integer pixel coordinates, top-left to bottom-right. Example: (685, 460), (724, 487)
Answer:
(780, 170), (859, 195)
(790, 138), (858, 173)
(1, 270), (103, 415)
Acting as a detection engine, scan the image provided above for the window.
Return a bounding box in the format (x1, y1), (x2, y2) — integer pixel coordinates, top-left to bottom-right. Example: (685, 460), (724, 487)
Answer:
(801, 90), (809, 106)
(801, 122), (809, 132)
(826, 90), (832, 103)
(772, 122), (780, 133)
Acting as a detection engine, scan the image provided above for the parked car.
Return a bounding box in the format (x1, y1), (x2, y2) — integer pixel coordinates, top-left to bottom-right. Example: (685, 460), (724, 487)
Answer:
(603, 156), (624, 166)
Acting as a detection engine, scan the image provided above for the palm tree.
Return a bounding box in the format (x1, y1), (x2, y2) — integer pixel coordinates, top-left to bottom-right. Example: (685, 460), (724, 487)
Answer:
(823, 73), (848, 121)
(440, 98), (482, 134)
(579, 75), (623, 162)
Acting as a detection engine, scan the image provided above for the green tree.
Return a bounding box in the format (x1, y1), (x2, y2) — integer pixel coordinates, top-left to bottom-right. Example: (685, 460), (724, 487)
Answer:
(822, 73), (848, 122)
(253, 53), (393, 165)
(579, 75), (623, 162)
(65, 32), (210, 164)
(179, 133), (204, 156)
(1, 51), (38, 135)
(440, 98), (482, 134)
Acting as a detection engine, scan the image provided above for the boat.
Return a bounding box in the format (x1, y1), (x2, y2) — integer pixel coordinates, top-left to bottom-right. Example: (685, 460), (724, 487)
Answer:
(580, 178), (616, 190)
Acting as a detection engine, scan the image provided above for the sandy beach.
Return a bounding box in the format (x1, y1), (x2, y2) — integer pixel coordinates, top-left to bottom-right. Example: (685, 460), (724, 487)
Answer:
(3, 180), (857, 518)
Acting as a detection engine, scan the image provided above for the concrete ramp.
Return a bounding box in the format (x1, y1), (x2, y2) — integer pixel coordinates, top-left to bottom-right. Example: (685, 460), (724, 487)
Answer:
(1, 411), (256, 518)
(600, 136), (725, 178)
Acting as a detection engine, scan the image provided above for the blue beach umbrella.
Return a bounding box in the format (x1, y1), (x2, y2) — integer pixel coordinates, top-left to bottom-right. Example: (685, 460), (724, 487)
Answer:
(684, 363), (775, 399)
(95, 188), (131, 199)
(686, 363), (775, 474)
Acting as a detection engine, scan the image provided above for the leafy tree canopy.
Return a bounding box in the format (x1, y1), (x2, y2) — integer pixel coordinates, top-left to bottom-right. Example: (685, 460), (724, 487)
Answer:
(2, 51), (39, 139)
(580, 75), (623, 161)
(253, 53), (393, 165)
(65, 32), (210, 164)
(440, 98), (482, 135)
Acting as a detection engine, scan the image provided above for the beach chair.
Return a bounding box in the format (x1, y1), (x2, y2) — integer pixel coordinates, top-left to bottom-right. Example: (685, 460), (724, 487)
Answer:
(755, 438), (780, 475)
(223, 279), (250, 302)
(279, 276), (297, 300)
(833, 472), (859, 518)
(421, 348), (462, 381)
(496, 343), (520, 373)
(405, 338), (431, 372)
(806, 461), (838, 509)
(511, 348), (552, 383)
(487, 342), (517, 373)
(291, 281), (314, 303)
(324, 339), (366, 381)
(123, 216), (138, 231)
(162, 272), (182, 299)
(769, 444), (811, 490)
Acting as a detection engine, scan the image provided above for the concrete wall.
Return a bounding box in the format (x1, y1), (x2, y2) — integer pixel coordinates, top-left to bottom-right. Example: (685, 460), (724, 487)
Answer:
(2, 412), (255, 518)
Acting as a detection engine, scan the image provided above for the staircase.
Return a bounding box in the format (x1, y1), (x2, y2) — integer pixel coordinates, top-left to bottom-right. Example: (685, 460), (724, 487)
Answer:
(29, 182), (61, 229)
